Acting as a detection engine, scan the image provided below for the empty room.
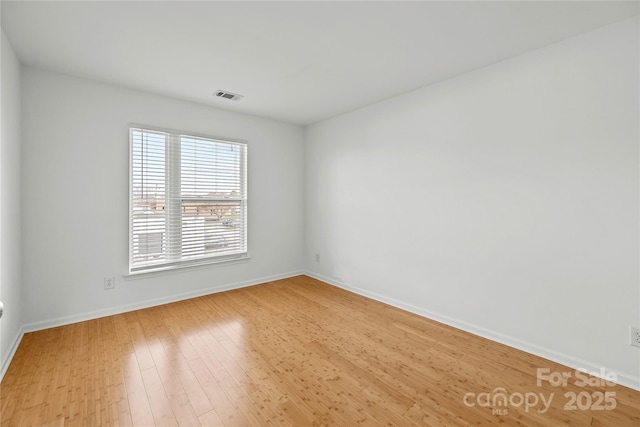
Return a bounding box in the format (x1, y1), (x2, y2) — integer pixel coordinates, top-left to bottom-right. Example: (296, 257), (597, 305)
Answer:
(1, 1), (639, 426)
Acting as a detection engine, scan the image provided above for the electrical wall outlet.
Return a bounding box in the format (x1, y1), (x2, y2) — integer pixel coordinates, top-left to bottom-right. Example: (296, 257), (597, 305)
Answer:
(630, 326), (640, 348)
(104, 277), (115, 290)
(315, 253), (320, 262)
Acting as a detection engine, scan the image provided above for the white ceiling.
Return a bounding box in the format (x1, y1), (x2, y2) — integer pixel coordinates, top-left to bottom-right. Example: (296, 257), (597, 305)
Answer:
(2, 1), (638, 126)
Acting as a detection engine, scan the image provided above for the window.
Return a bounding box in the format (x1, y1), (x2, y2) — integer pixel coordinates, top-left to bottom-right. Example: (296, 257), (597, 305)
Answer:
(129, 126), (247, 273)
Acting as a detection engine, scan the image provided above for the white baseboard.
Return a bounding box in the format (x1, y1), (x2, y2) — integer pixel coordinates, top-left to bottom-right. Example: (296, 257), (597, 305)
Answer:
(22, 270), (304, 333)
(1, 327), (24, 382)
(304, 271), (640, 392)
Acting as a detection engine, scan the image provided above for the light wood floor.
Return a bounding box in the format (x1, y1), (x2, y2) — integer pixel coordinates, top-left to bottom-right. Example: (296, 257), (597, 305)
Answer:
(1, 275), (638, 426)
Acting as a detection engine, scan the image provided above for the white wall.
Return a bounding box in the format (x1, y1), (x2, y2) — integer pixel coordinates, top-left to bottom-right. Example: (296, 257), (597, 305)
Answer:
(21, 68), (305, 328)
(305, 18), (640, 388)
(0, 29), (23, 375)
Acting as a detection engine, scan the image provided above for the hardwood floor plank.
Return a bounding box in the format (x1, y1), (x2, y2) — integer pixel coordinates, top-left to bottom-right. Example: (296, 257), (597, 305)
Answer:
(198, 408), (224, 426)
(121, 353), (155, 426)
(140, 366), (180, 426)
(2, 275), (639, 426)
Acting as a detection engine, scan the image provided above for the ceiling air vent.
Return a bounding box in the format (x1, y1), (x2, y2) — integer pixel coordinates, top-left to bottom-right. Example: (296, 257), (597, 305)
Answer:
(215, 90), (244, 101)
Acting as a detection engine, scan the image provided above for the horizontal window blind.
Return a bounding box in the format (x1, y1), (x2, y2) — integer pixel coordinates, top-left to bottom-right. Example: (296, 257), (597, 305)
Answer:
(130, 127), (247, 272)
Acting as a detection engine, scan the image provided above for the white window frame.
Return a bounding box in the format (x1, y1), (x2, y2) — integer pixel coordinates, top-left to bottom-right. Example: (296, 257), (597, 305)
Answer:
(128, 125), (248, 274)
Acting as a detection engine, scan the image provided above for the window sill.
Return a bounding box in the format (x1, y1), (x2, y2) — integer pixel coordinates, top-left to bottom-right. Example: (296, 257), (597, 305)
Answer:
(123, 254), (251, 280)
